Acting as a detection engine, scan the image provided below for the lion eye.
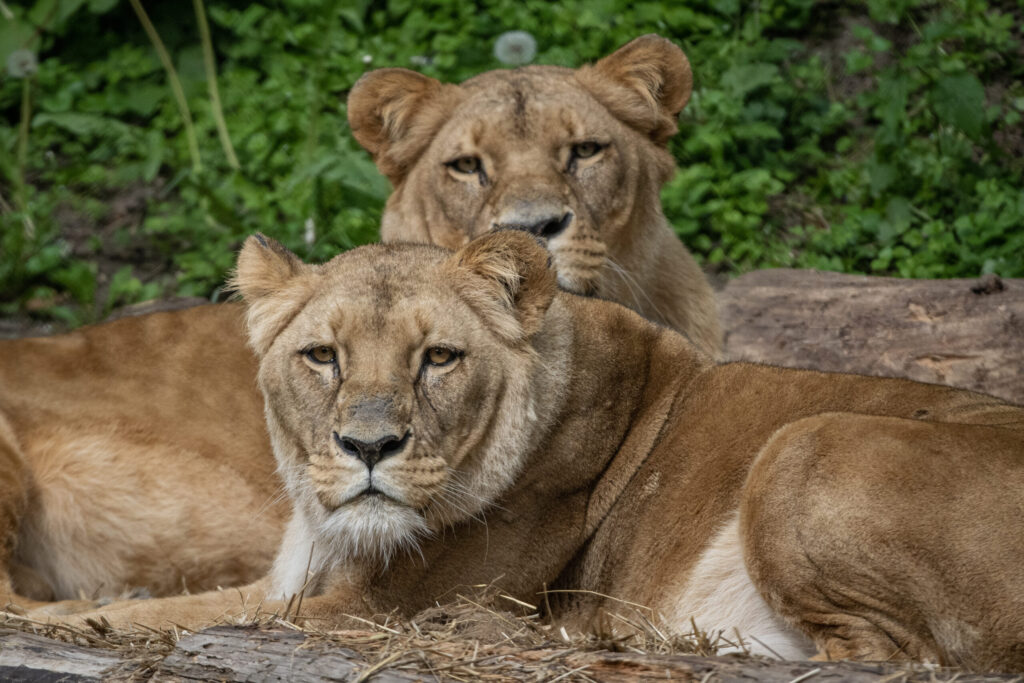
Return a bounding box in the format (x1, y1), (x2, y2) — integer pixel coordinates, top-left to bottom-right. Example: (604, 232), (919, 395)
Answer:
(306, 346), (336, 364)
(571, 141), (602, 159)
(425, 347), (457, 367)
(448, 156), (481, 174)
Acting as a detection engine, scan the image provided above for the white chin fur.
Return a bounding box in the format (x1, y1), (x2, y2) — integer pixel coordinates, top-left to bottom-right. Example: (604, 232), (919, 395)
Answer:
(318, 497), (430, 567)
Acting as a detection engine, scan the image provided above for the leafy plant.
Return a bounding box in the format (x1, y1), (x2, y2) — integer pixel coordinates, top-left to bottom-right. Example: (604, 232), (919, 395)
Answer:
(1, 0), (1021, 326)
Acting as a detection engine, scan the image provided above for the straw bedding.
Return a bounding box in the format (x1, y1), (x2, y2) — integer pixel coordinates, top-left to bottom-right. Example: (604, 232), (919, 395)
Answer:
(2, 587), (1018, 681)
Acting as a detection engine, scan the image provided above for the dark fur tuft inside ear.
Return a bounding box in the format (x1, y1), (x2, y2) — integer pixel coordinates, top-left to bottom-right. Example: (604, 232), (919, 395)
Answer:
(445, 231), (557, 343)
(576, 34), (692, 146)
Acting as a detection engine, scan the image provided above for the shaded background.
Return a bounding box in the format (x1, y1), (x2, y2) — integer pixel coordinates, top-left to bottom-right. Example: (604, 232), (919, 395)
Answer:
(1, 0), (1022, 328)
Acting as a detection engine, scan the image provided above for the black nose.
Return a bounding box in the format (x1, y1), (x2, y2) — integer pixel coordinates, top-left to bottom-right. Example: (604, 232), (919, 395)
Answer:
(500, 212), (573, 238)
(334, 431), (409, 469)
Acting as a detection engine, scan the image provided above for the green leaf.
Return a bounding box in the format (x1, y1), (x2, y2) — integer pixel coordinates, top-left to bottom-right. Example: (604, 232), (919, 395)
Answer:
(32, 112), (135, 139)
(51, 261), (97, 307)
(931, 73), (985, 140)
(28, 0), (88, 27)
(720, 63), (779, 99)
(867, 162), (896, 196)
(0, 17), (38, 63)
(87, 0), (119, 12)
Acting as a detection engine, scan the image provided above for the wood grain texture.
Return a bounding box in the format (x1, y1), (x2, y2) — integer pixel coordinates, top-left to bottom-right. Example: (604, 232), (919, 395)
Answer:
(0, 630), (123, 682)
(719, 270), (1024, 404)
(2, 626), (1022, 682)
(155, 626), (423, 682)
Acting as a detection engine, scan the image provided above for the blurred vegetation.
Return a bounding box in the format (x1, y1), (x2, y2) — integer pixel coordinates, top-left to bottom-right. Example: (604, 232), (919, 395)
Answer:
(1, 0), (1022, 325)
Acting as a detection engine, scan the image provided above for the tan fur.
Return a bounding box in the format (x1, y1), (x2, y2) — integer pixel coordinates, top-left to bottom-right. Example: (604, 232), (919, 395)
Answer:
(26, 232), (1024, 671)
(0, 306), (285, 608)
(348, 34), (722, 356)
(0, 34), (723, 616)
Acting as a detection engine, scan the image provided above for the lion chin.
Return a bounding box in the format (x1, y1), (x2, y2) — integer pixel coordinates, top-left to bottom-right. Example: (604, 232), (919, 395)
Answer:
(318, 496), (429, 567)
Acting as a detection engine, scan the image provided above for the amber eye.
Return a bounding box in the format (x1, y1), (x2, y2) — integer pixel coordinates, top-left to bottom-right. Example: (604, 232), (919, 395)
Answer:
(571, 141), (602, 159)
(448, 156), (482, 174)
(425, 346), (457, 367)
(306, 346), (336, 364)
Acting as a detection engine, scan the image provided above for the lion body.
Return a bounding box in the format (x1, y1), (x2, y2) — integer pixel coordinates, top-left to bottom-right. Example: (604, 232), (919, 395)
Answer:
(0, 305), (284, 604)
(20, 232), (1024, 671)
(0, 35), (720, 606)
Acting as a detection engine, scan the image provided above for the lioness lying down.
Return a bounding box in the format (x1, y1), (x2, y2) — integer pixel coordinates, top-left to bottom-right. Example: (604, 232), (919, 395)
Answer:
(16, 231), (1024, 670)
(349, 34), (721, 355)
(0, 34), (717, 611)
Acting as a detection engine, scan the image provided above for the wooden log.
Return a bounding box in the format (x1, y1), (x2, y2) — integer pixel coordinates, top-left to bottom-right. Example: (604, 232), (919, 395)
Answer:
(719, 270), (1024, 404)
(155, 626), (423, 682)
(558, 650), (1019, 682)
(0, 629), (124, 681)
(2, 626), (1020, 682)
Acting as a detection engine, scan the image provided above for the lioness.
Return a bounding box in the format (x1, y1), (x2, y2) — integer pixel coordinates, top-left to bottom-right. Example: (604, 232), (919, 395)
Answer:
(0, 35), (718, 608)
(348, 34), (722, 355)
(26, 231), (1024, 671)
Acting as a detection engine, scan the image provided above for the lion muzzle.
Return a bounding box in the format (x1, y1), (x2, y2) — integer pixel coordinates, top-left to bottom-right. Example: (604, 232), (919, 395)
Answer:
(333, 430), (410, 470)
(493, 197), (574, 239)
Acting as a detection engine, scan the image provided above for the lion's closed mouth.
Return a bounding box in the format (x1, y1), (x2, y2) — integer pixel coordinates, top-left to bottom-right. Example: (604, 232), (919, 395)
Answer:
(353, 487), (400, 506)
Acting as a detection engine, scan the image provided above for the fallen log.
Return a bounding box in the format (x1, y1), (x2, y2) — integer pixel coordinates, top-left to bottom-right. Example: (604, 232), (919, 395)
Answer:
(0, 629), (125, 681)
(719, 270), (1024, 404)
(2, 625), (1021, 682)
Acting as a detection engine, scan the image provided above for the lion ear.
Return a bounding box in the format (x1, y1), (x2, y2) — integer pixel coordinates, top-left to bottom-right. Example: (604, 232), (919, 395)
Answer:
(576, 34), (692, 146)
(444, 231), (558, 343)
(232, 234), (312, 356)
(347, 68), (462, 185)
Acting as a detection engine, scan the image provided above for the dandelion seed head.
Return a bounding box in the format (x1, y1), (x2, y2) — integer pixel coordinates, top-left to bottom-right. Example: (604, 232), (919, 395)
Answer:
(494, 31), (537, 66)
(303, 217), (316, 248)
(7, 49), (37, 79)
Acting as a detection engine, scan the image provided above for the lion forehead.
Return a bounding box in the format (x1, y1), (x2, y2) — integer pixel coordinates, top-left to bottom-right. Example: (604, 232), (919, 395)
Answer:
(447, 75), (611, 144)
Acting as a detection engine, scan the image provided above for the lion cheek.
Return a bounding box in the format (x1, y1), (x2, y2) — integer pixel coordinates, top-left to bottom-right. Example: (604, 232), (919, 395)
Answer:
(550, 240), (606, 297)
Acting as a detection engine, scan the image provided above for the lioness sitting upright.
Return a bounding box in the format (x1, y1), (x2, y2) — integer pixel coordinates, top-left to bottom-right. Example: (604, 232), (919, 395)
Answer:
(38, 231), (1024, 671)
(348, 34), (722, 355)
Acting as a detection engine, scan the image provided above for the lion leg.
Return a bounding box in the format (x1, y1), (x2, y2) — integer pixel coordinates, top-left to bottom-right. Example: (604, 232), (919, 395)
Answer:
(30, 577), (276, 631)
(741, 413), (1024, 672)
(0, 411), (54, 613)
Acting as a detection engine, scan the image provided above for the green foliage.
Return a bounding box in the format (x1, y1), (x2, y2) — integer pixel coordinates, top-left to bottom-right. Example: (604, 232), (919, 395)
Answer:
(1, 0), (1022, 324)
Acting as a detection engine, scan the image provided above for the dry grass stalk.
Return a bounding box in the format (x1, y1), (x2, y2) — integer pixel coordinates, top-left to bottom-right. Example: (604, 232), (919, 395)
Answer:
(1, 585), (727, 681)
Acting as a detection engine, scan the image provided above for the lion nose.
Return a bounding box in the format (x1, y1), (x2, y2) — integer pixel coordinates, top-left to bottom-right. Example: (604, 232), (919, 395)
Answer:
(496, 211), (573, 238)
(334, 431), (409, 470)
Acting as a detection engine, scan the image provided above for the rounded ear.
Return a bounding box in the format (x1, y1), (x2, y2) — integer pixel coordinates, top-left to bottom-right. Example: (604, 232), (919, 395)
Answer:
(231, 234), (312, 356)
(444, 231), (558, 344)
(575, 34), (693, 145)
(232, 234), (304, 303)
(347, 68), (462, 185)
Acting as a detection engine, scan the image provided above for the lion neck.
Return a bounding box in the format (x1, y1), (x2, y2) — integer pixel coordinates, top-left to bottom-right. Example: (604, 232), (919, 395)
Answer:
(310, 294), (711, 615)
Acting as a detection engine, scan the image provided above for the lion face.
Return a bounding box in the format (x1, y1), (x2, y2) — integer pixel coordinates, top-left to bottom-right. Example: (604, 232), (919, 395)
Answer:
(381, 72), (641, 297)
(349, 35), (692, 300)
(233, 232), (563, 566)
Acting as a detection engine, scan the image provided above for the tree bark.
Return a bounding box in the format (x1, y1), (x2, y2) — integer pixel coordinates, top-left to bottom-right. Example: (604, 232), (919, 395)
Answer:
(719, 270), (1024, 404)
(0, 629), (125, 682)
(2, 626), (1021, 681)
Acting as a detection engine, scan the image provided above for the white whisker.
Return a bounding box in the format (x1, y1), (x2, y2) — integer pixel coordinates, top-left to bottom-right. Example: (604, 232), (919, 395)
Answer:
(603, 257), (669, 323)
